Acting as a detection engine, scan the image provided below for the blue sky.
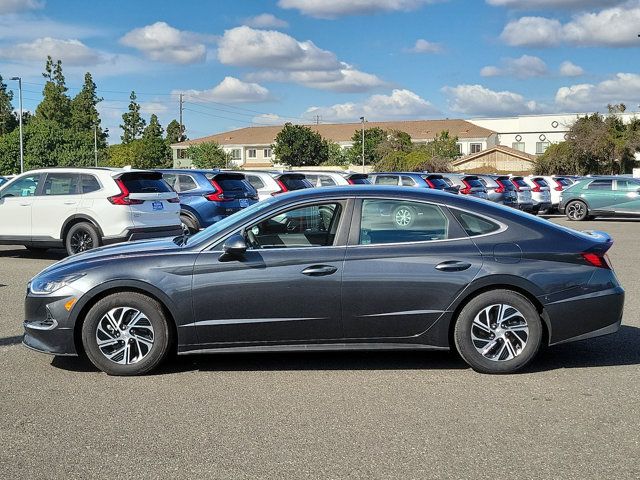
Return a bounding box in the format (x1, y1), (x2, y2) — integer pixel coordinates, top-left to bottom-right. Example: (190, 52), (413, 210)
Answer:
(0, 0), (639, 142)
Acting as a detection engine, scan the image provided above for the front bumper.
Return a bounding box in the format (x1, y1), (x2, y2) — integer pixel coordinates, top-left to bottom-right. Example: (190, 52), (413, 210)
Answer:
(23, 293), (78, 355)
(103, 225), (183, 245)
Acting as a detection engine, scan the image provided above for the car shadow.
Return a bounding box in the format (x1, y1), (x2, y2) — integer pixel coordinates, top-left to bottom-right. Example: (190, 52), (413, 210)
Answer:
(0, 247), (66, 260)
(48, 325), (640, 375)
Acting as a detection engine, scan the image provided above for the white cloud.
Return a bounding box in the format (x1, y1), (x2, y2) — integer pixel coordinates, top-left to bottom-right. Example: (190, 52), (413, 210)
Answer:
(220, 26), (385, 92)
(278, 0), (437, 18)
(487, 0), (622, 9)
(0, 0), (43, 14)
(304, 89), (438, 121)
(480, 55), (548, 78)
(120, 21), (208, 64)
(244, 13), (289, 28)
(501, 4), (640, 47)
(408, 39), (442, 53)
(252, 113), (286, 125)
(559, 60), (584, 77)
(0, 37), (103, 65)
(0, 15), (103, 41)
(443, 84), (540, 116)
(140, 102), (169, 115)
(555, 73), (640, 110)
(174, 76), (271, 104)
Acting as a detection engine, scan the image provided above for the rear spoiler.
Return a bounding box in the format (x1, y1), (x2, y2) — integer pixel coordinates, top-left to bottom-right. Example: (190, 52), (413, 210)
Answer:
(581, 230), (613, 254)
(111, 170), (163, 180)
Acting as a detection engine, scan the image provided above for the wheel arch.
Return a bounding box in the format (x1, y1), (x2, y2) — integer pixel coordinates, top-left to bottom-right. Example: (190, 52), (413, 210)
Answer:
(179, 206), (202, 228)
(61, 214), (104, 242)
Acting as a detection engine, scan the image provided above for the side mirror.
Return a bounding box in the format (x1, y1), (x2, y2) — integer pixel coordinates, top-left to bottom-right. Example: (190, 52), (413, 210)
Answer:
(222, 233), (247, 257)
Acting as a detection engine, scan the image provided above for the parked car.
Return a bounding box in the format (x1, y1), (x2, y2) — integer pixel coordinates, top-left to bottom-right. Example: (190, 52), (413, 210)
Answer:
(369, 172), (456, 193)
(559, 176), (640, 220)
(489, 175), (532, 211)
(474, 174), (517, 207)
(0, 175), (10, 186)
(508, 176), (535, 212)
(522, 176), (552, 213)
(301, 171), (349, 187)
(440, 174), (489, 200)
(158, 169), (258, 234)
(0, 168), (181, 256)
(241, 171), (283, 200)
(534, 176), (571, 212)
(24, 185), (624, 376)
(422, 174), (459, 194)
(342, 172), (370, 185)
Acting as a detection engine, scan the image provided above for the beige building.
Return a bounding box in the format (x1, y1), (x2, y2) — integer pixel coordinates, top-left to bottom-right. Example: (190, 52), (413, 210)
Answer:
(451, 145), (537, 175)
(170, 119), (497, 169)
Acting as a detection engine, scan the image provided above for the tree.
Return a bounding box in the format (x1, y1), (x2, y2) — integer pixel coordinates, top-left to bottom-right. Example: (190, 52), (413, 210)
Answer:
(0, 75), (17, 135)
(375, 129), (412, 158)
(165, 119), (184, 144)
(272, 123), (328, 167)
(323, 141), (349, 166)
(425, 131), (460, 160)
(120, 91), (145, 144)
(70, 73), (104, 134)
(347, 127), (386, 165)
(36, 56), (71, 126)
(186, 141), (231, 169)
(374, 151), (410, 172)
(140, 114), (171, 168)
(0, 128), (20, 174)
(534, 142), (577, 175)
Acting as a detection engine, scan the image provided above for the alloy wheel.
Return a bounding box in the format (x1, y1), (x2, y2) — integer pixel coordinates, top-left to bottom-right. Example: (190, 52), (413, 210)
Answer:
(567, 202), (585, 220)
(95, 307), (155, 365)
(70, 230), (94, 253)
(394, 207), (412, 227)
(470, 304), (529, 362)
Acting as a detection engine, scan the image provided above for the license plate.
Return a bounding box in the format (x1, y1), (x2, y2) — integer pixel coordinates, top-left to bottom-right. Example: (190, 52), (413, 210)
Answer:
(152, 201), (164, 211)
(239, 199), (249, 208)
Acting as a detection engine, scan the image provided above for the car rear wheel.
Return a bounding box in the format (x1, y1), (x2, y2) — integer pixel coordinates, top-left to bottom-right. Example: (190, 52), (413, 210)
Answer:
(454, 290), (542, 374)
(180, 214), (199, 235)
(566, 200), (588, 221)
(81, 292), (171, 376)
(65, 222), (100, 256)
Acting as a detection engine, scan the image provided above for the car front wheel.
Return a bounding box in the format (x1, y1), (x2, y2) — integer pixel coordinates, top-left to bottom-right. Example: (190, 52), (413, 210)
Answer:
(454, 290), (542, 374)
(81, 292), (171, 376)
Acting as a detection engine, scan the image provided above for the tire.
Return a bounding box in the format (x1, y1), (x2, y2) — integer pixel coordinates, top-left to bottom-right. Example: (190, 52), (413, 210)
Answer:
(81, 292), (171, 376)
(392, 205), (415, 228)
(65, 222), (100, 256)
(180, 214), (199, 235)
(453, 289), (542, 374)
(565, 200), (588, 221)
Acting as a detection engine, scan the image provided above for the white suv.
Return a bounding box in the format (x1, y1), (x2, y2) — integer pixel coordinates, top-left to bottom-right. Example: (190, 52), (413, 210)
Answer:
(0, 168), (182, 255)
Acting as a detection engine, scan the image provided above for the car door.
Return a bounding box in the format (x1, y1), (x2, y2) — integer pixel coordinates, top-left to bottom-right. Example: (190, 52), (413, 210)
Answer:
(0, 174), (41, 241)
(612, 179), (640, 213)
(583, 179), (614, 212)
(31, 172), (80, 241)
(341, 197), (482, 340)
(190, 199), (352, 347)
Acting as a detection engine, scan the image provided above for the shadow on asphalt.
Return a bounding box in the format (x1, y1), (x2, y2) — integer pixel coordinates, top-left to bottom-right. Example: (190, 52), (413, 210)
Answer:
(0, 247), (66, 260)
(0, 335), (23, 347)
(48, 325), (640, 375)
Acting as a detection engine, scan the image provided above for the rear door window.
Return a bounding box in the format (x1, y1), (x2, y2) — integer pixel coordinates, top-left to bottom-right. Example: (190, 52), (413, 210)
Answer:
(359, 199), (449, 245)
(42, 173), (79, 196)
(586, 180), (613, 191)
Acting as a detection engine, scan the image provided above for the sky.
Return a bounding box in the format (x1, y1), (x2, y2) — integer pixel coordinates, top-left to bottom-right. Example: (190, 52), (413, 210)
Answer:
(0, 0), (639, 143)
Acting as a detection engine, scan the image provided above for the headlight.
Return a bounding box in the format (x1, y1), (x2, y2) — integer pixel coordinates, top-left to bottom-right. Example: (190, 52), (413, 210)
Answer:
(29, 273), (85, 295)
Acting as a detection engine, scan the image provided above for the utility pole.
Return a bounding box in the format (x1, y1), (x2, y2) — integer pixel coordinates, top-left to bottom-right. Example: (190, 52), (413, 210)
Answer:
(360, 116), (365, 173)
(179, 93), (184, 141)
(314, 115), (321, 125)
(10, 77), (23, 174)
(93, 124), (98, 167)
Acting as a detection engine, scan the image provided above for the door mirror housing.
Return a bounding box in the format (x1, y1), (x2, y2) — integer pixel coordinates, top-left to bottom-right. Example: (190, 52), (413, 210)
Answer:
(222, 233), (248, 256)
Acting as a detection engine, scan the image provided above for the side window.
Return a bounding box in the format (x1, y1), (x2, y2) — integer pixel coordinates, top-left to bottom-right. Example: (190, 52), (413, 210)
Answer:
(42, 173), (79, 196)
(318, 175), (337, 186)
(246, 175), (265, 190)
(80, 174), (101, 194)
(246, 203), (342, 249)
(616, 180), (640, 191)
(375, 175), (399, 186)
(304, 174), (319, 187)
(401, 176), (416, 187)
(359, 199), (449, 245)
(178, 175), (198, 191)
(1, 174), (41, 197)
(586, 180), (613, 191)
(452, 210), (501, 237)
(163, 174), (178, 191)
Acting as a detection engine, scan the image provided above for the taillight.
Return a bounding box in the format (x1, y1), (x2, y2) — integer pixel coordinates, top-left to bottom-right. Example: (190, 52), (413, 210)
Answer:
(581, 252), (611, 269)
(108, 179), (144, 205)
(205, 179), (232, 202)
(425, 179), (435, 188)
(531, 180), (542, 193)
(494, 180), (505, 194)
(460, 179), (472, 195)
(553, 179), (563, 191)
(510, 179), (521, 192)
(271, 179), (288, 196)
(347, 178), (355, 185)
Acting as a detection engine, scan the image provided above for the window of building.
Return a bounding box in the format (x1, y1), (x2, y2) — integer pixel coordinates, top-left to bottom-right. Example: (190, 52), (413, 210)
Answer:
(456, 143), (462, 155)
(536, 142), (550, 154)
(42, 173), (79, 196)
(230, 149), (241, 160)
(512, 142), (525, 152)
(263, 148), (272, 158)
(247, 203), (342, 249)
(177, 148), (188, 159)
(586, 180), (612, 191)
(247, 149), (257, 158)
(470, 143), (482, 154)
(359, 199), (449, 245)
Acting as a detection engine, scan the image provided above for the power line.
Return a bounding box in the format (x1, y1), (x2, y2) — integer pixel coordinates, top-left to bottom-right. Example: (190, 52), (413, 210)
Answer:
(183, 107), (276, 126)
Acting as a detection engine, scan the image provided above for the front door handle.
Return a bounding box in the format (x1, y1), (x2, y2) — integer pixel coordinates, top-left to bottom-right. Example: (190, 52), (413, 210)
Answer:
(301, 265), (338, 276)
(435, 261), (472, 272)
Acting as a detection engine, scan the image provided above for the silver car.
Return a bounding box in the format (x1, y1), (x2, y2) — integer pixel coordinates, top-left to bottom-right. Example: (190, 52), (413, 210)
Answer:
(440, 174), (489, 200)
(523, 176), (552, 214)
(508, 176), (535, 212)
(475, 174), (517, 206)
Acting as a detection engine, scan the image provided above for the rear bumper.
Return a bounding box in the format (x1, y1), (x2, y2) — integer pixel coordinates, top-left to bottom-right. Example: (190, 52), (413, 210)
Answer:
(103, 225), (183, 245)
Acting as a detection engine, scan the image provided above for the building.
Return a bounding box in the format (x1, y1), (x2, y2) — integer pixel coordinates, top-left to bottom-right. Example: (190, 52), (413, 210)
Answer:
(170, 119), (498, 169)
(451, 145), (536, 174)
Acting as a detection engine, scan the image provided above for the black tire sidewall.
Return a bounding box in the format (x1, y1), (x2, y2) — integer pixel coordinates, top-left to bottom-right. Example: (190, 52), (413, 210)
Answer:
(81, 292), (170, 376)
(180, 214), (198, 234)
(65, 222), (101, 256)
(454, 290), (542, 374)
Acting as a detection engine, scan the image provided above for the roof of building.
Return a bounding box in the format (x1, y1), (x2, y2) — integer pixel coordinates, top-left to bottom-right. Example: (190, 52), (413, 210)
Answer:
(452, 144), (536, 167)
(171, 119), (496, 148)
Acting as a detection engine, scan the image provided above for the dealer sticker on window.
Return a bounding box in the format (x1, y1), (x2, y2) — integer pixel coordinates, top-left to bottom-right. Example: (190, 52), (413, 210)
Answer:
(152, 201), (164, 211)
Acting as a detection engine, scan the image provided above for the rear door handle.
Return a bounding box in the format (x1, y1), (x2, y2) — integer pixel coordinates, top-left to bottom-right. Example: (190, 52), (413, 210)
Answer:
(435, 261), (472, 272)
(63, 201), (77, 205)
(301, 265), (338, 276)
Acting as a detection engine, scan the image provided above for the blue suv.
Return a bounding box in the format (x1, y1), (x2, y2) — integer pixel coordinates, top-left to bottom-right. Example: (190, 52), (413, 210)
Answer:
(158, 169), (258, 234)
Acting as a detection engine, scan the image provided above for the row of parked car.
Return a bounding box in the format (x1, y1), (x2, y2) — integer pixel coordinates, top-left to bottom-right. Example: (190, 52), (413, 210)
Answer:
(0, 167), (637, 256)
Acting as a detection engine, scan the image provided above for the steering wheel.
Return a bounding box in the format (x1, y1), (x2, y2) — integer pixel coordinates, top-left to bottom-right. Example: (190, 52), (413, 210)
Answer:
(246, 228), (260, 249)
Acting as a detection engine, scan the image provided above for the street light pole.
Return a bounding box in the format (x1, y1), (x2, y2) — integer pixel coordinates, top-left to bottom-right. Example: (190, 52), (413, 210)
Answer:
(93, 124), (98, 167)
(360, 116), (365, 173)
(10, 76), (23, 174)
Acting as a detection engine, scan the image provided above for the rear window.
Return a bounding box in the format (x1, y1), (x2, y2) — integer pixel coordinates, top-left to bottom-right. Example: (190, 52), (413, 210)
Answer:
(348, 175), (370, 184)
(215, 176), (254, 194)
(556, 178), (571, 186)
(424, 177), (449, 189)
(512, 178), (528, 188)
(495, 178), (515, 191)
(121, 173), (172, 193)
(453, 210), (501, 237)
(463, 177), (484, 188)
(532, 178), (549, 188)
(280, 175), (311, 191)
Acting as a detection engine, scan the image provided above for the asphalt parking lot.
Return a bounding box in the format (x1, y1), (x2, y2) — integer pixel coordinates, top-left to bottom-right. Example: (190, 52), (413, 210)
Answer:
(1, 217), (639, 479)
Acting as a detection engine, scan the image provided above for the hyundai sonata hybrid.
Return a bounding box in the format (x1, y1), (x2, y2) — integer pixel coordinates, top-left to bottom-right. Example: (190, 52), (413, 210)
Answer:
(23, 186), (624, 375)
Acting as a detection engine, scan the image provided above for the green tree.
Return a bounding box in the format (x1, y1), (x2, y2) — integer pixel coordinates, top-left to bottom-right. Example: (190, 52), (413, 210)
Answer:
(139, 114), (171, 168)
(0, 128), (20, 174)
(0, 75), (17, 135)
(120, 91), (145, 144)
(534, 142), (578, 175)
(374, 151), (410, 172)
(272, 123), (328, 167)
(35, 56), (71, 126)
(375, 129), (412, 158)
(70, 73), (105, 136)
(322, 141), (349, 167)
(347, 127), (386, 166)
(186, 141), (231, 169)
(165, 119), (183, 144)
